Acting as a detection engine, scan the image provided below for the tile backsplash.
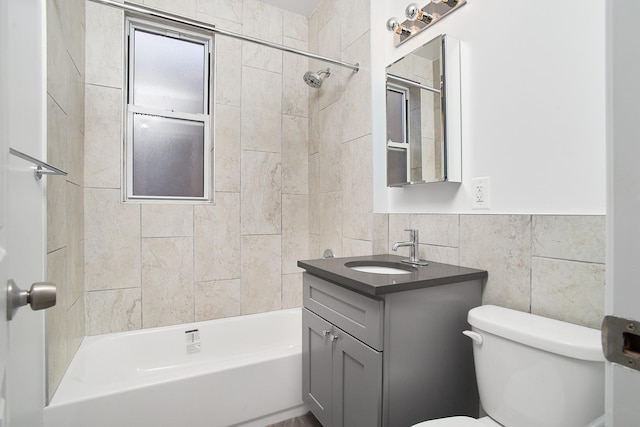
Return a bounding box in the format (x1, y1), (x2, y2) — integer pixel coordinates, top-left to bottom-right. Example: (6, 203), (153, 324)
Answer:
(383, 214), (605, 329)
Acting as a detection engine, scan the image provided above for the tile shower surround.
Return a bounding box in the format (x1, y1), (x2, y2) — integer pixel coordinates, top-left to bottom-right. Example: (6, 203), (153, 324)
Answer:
(83, 0), (312, 335)
(46, 0), (86, 399)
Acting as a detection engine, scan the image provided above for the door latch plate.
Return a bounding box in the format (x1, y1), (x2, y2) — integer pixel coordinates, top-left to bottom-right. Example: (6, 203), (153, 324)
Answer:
(602, 315), (640, 371)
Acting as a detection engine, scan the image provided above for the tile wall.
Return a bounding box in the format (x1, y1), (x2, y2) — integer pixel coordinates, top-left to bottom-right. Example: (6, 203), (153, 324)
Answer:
(308, 0), (377, 259)
(380, 214), (605, 328)
(83, 0), (310, 334)
(46, 0), (86, 399)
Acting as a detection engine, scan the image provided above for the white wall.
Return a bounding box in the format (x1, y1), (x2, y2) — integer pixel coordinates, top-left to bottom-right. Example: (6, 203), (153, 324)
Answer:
(372, 0), (606, 214)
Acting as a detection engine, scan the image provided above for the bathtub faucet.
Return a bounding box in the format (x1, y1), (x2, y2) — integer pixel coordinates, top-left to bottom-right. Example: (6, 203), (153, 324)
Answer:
(392, 229), (428, 266)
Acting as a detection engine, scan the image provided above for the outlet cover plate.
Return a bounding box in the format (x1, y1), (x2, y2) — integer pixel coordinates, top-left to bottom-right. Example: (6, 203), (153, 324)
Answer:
(472, 177), (490, 209)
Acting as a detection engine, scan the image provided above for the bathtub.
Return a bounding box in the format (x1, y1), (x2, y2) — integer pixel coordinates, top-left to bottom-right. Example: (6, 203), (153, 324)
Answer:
(44, 308), (306, 427)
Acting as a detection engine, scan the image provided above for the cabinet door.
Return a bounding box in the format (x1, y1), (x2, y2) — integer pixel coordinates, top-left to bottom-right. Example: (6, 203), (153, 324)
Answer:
(332, 326), (383, 427)
(303, 308), (334, 426)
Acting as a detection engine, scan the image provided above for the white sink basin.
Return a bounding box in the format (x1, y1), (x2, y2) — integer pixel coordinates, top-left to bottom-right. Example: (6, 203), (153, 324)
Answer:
(348, 265), (412, 275)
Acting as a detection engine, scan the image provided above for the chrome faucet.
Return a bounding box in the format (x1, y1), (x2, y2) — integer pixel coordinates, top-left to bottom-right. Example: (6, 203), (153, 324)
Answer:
(392, 229), (429, 266)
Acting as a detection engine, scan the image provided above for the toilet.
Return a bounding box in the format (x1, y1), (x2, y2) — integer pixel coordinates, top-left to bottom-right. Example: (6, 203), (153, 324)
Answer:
(414, 305), (605, 427)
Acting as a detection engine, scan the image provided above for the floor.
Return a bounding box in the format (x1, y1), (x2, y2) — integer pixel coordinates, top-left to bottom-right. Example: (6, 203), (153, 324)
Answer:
(266, 412), (322, 427)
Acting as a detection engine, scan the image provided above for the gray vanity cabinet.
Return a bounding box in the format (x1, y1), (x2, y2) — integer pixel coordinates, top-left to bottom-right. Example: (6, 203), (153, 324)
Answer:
(303, 309), (382, 427)
(300, 262), (484, 427)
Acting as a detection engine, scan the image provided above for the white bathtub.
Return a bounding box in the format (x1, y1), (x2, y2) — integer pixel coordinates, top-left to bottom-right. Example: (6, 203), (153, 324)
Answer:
(44, 308), (306, 427)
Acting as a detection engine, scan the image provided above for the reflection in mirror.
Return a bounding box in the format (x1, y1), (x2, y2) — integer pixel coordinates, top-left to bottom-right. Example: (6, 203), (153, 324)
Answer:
(385, 34), (460, 187)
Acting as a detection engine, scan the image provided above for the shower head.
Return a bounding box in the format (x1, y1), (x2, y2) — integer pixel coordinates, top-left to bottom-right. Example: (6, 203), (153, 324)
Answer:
(303, 68), (331, 88)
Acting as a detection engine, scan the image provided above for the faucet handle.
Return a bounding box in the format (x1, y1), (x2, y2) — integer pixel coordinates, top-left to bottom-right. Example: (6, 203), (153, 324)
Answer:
(404, 229), (418, 238)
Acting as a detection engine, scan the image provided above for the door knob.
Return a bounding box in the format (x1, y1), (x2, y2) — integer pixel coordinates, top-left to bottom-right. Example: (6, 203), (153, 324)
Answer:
(6, 279), (56, 321)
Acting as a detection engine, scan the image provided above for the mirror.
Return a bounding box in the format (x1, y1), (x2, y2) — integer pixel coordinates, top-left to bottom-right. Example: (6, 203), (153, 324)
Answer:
(385, 34), (461, 187)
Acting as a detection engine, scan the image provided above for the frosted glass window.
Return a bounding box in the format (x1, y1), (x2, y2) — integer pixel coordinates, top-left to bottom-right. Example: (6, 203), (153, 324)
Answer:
(133, 30), (206, 114)
(125, 18), (212, 202)
(132, 114), (204, 198)
(386, 88), (407, 144)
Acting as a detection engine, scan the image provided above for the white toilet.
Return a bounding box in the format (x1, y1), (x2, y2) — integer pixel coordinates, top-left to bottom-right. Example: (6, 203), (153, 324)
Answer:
(414, 305), (605, 427)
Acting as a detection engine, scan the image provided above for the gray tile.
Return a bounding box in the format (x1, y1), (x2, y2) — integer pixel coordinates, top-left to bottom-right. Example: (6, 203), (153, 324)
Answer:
(194, 193), (241, 281)
(282, 38), (310, 118)
(342, 135), (372, 241)
(241, 67), (282, 153)
(318, 192), (343, 257)
(338, 0), (369, 51)
(84, 188), (140, 291)
(419, 244), (459, 265)
(241, 151), (282, 235)
(531, 257), (605, 328)
(318, 101), (343, 193)
(85, 288), (142, 335)
(317, 15), (342, 110)
(195, 279), (241, 321)
(141, 205), (194, 238)
(242, 0), (283, 72)
(282, 274), (303, 309)
(197, 0), (243, 23)
(342, 238), (373, 257)
(46, 248), (68, 399)
(84, 84), (121, 188)
(214, 105), (241, 192)
(341, 32), (371, 143)
(85, 2), (122, 88)
(282, 194), (309, 274)
(372, 214), (389, 255)
(533, 215), (605, 263)
(141, 237), (195, 328)
(460, 215), (532, 312)
(214, 32), (242, 107)
(282, 115), (309, 195)
(241, 235), (282, 314)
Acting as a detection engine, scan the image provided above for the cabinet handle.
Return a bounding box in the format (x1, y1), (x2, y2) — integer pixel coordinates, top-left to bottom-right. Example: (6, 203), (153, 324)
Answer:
(330, 334), (339, 342)
(322, 329), (331, 337)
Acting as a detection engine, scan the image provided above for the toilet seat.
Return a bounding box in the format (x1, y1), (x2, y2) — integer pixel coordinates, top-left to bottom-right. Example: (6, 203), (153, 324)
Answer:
(413, 416), (501, 427)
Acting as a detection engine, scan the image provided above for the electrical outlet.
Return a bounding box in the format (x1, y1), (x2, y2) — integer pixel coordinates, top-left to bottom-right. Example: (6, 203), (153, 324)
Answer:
(472, 177), (490, 209)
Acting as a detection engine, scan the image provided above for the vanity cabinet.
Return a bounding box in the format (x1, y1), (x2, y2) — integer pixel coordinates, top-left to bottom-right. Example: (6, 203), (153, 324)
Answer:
(299, 255), (487, 427)
(303, 309), (382, 427)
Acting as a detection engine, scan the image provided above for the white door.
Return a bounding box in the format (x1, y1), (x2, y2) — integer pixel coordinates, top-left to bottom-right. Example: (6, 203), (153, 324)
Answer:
(605, 0), (640, 425)
(0, 0), (49, 426)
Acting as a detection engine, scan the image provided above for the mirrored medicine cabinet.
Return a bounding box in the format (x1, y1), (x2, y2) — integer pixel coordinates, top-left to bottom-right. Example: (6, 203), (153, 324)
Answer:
(385, 34), (461, 187)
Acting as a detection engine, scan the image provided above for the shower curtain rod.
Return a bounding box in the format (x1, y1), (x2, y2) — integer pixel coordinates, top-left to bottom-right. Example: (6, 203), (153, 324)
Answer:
(88, 0), (360, 73)
(386, 73), (440, 94)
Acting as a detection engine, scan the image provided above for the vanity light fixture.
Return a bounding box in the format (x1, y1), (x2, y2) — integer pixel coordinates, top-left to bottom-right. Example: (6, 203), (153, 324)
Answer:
(387, 0), (466, 47)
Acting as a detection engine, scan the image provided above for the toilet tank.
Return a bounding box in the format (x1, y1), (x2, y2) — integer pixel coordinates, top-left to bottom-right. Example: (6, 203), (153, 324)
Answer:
(468, 305), (604, 427)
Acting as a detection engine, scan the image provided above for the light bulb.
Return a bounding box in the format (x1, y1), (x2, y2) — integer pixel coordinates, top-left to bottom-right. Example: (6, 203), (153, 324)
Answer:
(405, 3), (421, 20)
(386, 17), (412, 37)
(405, 4), (434, 25)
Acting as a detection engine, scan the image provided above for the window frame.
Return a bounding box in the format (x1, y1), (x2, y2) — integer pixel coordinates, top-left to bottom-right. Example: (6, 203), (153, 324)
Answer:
(123, 17), (214, 203)
(386, 83), (410, 148)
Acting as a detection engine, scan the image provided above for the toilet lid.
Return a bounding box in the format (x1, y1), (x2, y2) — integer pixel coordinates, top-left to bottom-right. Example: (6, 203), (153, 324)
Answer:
(412, 416), (485, 427)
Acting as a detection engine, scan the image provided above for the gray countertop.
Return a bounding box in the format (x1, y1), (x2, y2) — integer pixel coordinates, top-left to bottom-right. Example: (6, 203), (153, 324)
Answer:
(297, 254), (488, 297)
